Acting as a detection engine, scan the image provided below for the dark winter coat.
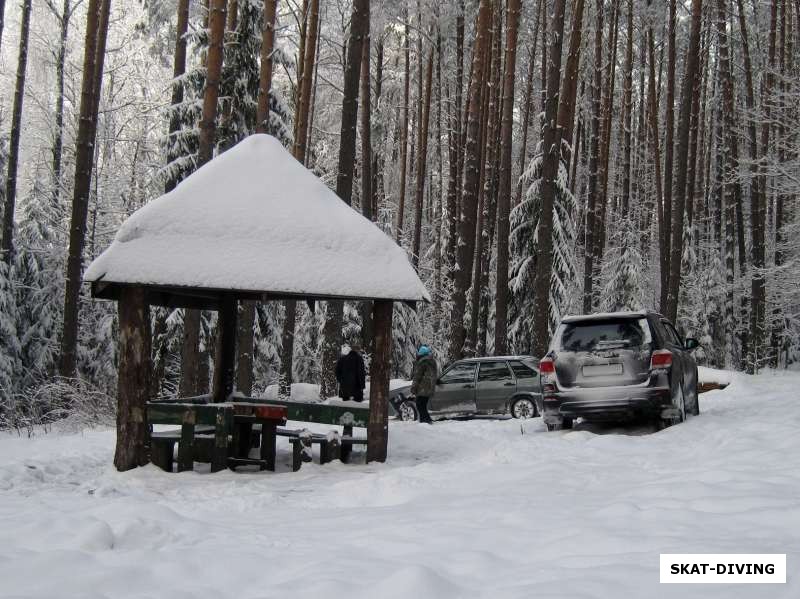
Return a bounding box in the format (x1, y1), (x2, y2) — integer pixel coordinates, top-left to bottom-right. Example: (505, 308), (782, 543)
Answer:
(410, 355), (438, 398)
(335, 350), (366, 401)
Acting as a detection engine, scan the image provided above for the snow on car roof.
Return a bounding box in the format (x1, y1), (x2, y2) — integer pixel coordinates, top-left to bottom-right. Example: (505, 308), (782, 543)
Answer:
(561, 310), (659, 323)
(84, 134), (430, 302)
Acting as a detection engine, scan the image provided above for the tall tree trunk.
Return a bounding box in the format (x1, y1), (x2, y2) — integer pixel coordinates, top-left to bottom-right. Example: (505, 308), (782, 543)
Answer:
(531, 0), (568, 357)
(164, 0), (190, 195)
(1, 0), (32, 263)
(59, 0), (112, 378)
(665, 0), (702, 323)
(179, 0), (227, 395)
(396, 14), (411, 241)
(448, 0), (492, 361)
(319, 0), (370, 399)
(661, 0), (677, 312)
(646, 7), (665, 311)
(370, 32), (384, 220)
(51, 0), (73, 204)
(292, 0), (319, 162)
(593, 0), (620, 298)
(583, 0), (605, 313)
(558, 0), (586, 174)
(620, 0), (633, 217)
(359, 17), (374, 351)
(494, 0), (522, 355)
(714, 0), (741, 363)
(411, 48), (434, 269)
(279, 0), (318, 397)
(0, 0), (5, 53)
(735, 0), (757, 367)
(468, 4), (500, 355)
(234, 0), (278, 397)
(749, 0), (778, 371)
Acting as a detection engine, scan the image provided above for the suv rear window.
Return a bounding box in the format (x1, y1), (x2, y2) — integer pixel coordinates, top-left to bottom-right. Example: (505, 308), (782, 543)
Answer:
(555, 318), (652, 352)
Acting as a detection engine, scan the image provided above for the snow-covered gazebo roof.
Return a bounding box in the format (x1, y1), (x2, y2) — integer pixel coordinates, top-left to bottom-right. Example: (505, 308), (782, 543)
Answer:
(85, 134), (429, 308)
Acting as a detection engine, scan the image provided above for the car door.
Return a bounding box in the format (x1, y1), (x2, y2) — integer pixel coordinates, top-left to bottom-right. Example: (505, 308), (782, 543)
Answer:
(660, 319), (688, 393)
(475, 361), (516, 414)
(431, 362), (478, 414)
(664, 319), (697, 396)
(508, 359), (541, 398)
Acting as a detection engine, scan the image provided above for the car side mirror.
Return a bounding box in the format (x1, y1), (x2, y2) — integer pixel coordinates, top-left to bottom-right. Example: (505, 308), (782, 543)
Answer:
(684, 338), (700, 350)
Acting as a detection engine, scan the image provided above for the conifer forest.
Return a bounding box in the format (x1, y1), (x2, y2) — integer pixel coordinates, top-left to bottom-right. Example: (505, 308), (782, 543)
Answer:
(0, 0), (798, 423)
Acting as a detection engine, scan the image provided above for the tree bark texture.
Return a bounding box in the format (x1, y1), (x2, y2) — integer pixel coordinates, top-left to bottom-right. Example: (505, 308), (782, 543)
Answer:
(665, 0), (702, 323)
(1, 0), (32, 263)
(532, 0), (568, 357)
(59, 0), (112, 378)
(320, 0), (369, 399)
(114, 286), (151, 472)
(448, 0), (492, 361)
(366, 300), (392, 463)
(494, 0), (522, 355)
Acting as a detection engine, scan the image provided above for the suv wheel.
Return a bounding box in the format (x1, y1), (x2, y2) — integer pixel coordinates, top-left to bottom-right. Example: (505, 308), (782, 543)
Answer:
(511, 397), (537, 419)
(690, 372), (700, 416)
(397, 399), (419, 422)
(659, 383), (686, 429)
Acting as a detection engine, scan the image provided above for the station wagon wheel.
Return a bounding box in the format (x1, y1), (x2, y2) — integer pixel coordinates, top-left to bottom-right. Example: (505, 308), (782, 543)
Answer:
(398, 400), (419, 422)
(511, 397), (537, 419)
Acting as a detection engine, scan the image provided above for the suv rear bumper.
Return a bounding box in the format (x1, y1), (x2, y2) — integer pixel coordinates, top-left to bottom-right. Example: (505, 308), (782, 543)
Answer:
(542, 386), (671, 424)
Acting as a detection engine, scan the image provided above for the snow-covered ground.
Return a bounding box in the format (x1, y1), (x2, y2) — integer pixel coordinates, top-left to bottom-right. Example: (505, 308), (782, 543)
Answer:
(1, 371), (798, 598)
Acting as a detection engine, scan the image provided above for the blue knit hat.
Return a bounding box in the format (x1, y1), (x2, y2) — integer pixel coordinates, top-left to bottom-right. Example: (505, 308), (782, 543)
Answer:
(417, 345), (431, 357)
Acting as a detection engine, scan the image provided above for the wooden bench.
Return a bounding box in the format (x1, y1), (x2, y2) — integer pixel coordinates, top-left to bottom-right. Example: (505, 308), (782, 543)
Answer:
(148, 403), (233, 472)
(278, 427), (368, 471)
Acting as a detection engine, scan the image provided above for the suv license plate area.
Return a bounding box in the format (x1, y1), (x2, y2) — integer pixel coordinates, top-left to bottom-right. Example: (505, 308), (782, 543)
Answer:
(582, 364), (623, 377)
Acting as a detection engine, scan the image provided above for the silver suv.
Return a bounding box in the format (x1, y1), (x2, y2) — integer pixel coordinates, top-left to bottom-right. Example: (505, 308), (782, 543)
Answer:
(390, 356), (542, 421)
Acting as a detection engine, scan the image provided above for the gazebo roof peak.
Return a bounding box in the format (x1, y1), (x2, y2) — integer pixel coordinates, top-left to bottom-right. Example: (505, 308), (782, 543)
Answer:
(85, 134), (429, 303)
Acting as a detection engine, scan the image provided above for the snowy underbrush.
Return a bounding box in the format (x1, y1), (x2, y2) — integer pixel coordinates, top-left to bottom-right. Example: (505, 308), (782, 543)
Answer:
(0, 377), (115, 437)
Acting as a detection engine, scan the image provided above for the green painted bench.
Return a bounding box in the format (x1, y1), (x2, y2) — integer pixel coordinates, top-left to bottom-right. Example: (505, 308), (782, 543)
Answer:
(147, 403), (233, 472)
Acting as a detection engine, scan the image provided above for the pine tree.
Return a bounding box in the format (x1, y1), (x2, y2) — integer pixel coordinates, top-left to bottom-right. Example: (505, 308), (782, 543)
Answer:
(0, 259), (19, 395)
(13, 167), (63, 391)
(509, 140), (577, 355)
(600, 219), (646, 313)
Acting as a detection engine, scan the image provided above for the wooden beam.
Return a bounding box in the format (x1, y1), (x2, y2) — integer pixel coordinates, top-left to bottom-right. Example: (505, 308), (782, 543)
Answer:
(114, 286), (152, 471)
(212, 293), (238, 402)
(367, 299), (393, 462)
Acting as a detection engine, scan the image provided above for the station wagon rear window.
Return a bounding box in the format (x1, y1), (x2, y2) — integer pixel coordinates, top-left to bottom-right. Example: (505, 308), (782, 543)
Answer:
(555, 318), (652, 352)
(509, 360), (537, 378)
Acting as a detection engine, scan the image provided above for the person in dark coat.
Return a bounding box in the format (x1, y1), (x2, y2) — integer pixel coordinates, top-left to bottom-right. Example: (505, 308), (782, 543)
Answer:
(335, 344), (366, 402)
(410, 345), (438, 424)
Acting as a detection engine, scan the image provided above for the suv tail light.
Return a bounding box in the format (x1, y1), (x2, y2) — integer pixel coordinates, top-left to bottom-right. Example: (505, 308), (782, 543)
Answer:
(539, 357), (555, 375)
(650, 349), (672, 369)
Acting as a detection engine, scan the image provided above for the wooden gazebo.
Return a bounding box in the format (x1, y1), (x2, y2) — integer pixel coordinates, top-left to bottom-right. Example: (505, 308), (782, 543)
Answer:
(84, 135), (430, 471)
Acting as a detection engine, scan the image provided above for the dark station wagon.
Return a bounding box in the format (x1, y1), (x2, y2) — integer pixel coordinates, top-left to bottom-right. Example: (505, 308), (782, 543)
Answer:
(390, 356), (542, 421)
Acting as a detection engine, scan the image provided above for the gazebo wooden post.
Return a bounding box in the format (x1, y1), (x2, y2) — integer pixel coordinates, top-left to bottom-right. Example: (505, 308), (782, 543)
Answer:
(114, 285), (152, 471)
(213, 292), (238, 403)
(367, 299), (393, 462)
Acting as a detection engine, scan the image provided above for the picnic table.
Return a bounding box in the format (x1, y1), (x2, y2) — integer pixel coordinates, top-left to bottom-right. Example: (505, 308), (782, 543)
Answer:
(147, 397), (371, 473)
